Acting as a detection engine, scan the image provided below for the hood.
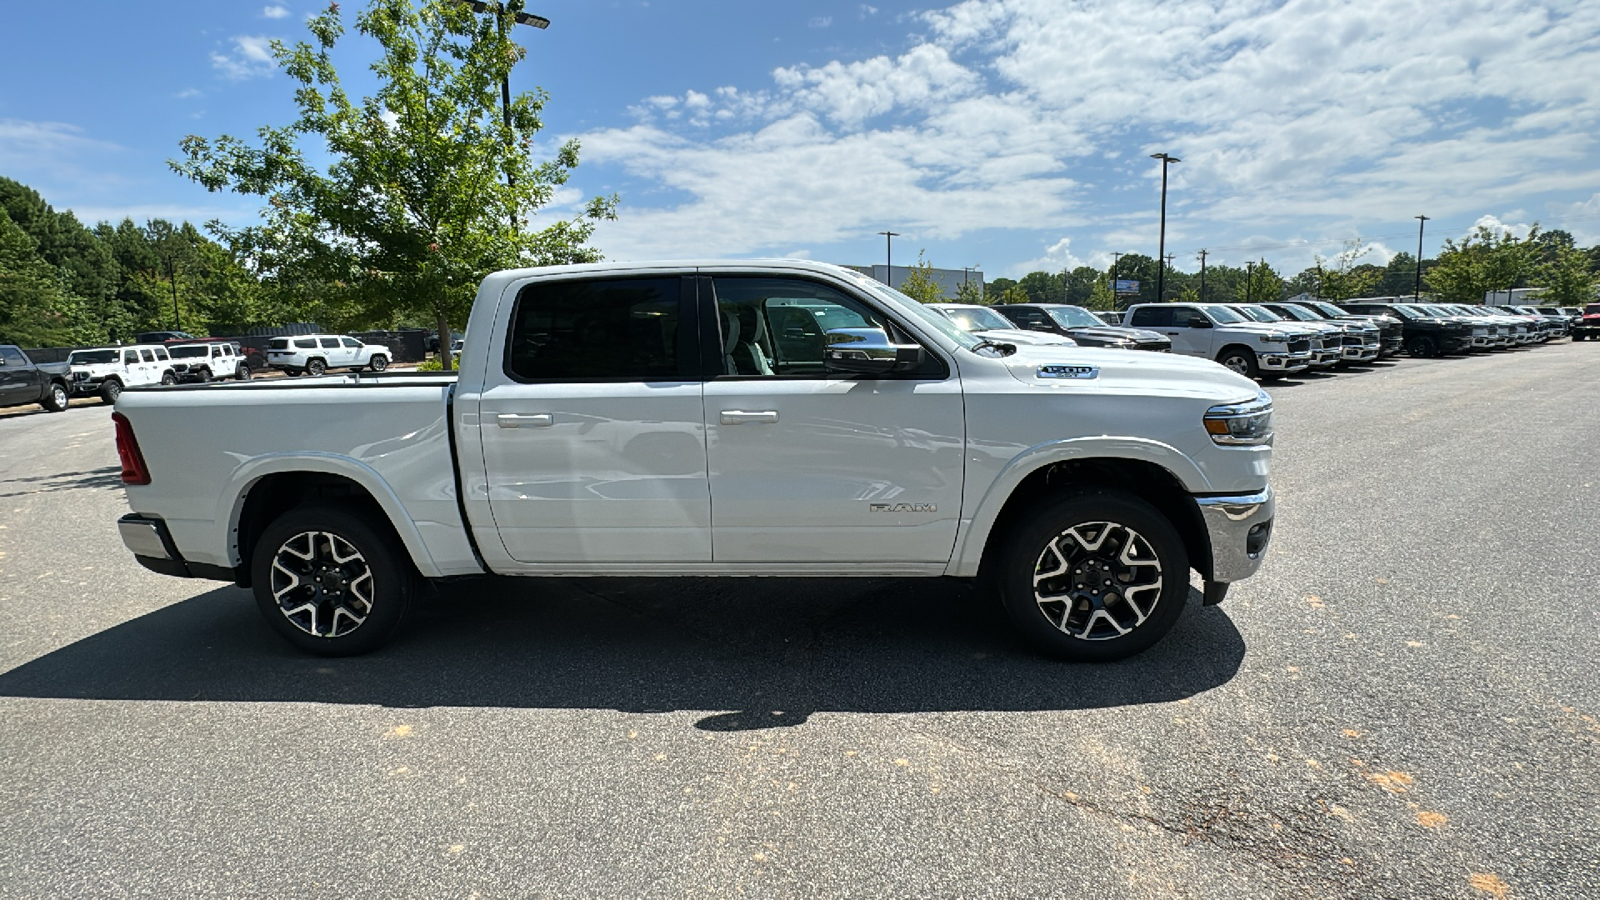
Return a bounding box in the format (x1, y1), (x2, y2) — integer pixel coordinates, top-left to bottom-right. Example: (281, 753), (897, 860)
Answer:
(1229, 322), (1313, 337)
(997, 343), (1259, 402)
(1065, 325), (1168, 344)
(972, 328), (1077, 346)
(70, 362), (120, 374)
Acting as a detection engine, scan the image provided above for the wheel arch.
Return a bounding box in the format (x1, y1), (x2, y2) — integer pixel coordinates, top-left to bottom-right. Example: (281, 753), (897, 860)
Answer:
(1215, 343), (1255, 362)
(225, 457), (442, 586)
(949, 440), (1213, 581)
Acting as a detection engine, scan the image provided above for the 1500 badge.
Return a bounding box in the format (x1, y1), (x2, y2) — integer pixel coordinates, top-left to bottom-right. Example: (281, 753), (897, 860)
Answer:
(871, 503), (937, 513)
(1038, 364), (1098, 379)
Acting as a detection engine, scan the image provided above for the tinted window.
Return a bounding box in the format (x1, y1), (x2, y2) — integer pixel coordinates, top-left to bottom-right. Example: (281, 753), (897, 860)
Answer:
(169, 346), (208, 358)
(139, 350), (155, 363)
(0, 347), (24, 366)
(1128, 306), (1173, 328)
(1001, 307), (1051, 328)
(124, 351), (139, 364)
(294, 338), (317, 349)
(506, 277), (685, 380)
(319, 338), (339, 349)
(270, 339), (289, 350)
(342, 338), (362, 348)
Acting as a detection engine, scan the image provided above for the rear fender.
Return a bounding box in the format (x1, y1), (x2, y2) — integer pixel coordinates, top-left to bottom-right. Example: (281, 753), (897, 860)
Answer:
(219, 453), (443, 577)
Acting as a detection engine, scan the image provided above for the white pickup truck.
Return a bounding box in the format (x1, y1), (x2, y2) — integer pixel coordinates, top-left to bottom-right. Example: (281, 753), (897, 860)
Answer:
(113, 260), (1275, 661)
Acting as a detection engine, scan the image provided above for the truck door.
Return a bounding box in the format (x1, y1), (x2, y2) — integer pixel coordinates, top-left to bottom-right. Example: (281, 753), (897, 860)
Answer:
(699, 275), (965, 565)
(476, 274), (712, 564)
(0, 347), (32, 404)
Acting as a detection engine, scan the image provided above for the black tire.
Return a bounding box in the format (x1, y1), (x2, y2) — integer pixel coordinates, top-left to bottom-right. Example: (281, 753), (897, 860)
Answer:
(160, 370), (176, 385)
(236, 363), (252, 381)
(307, 358), (327, 377)
(995, 488), (1190, 662)
(197, 367), (212, 383)
(1215, 346), (1260, 379)
(284, 368), (302, 377)
(100, 379), (123, 404)
(42, 382), (70, 412)
(250, 505), (415, 656)
(1407, 335), (1438, 358)
(368, 355), (389, 372)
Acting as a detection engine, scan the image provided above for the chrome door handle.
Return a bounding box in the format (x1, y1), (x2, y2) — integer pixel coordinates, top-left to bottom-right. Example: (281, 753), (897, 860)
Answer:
(497, 413), (553, 428)
(720, 410), (779, 425)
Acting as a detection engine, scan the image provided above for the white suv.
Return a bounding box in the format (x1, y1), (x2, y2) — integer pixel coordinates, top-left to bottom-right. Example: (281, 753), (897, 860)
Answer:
(1124, 303), (1316, 379)
(67, 344), (177, 403)
(265, 335), (390, 377)
(167, 342), (251, 383)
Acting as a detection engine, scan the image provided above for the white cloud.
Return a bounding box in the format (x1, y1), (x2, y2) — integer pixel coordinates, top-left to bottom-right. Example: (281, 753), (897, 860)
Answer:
(1010, 237), (1084, 277)
(261, 5), (289, 18)
(174, 88), (203, 99)
(571, 0), (1600, 274)
(809, 16), (832, 29)
(211, 35), (277, 80)
(859, 5), (879, 18)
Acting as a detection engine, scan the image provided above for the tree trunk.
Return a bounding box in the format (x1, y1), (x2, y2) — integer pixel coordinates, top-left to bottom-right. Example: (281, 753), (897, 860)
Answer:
(436, 313), (453, 372)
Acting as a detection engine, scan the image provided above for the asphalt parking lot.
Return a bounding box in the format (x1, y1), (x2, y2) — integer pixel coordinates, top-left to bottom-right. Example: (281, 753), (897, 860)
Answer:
(1, 344), (1596, 899)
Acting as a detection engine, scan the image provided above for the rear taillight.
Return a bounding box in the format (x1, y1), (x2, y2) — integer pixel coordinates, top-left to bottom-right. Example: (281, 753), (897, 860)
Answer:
(113, 412), (151, 485)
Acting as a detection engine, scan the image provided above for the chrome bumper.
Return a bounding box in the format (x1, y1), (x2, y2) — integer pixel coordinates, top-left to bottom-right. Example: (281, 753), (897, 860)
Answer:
(1196, 487), (1274, 585)
(1259, 351), (1312, 372)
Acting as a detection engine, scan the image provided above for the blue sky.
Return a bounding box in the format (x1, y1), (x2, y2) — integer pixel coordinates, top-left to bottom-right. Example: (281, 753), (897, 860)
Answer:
(4, 0), (1599, 280)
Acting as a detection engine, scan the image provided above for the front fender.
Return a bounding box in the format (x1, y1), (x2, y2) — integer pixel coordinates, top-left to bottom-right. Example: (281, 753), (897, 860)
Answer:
(218, 452), (443, 578)
(945, 436), (1210, 577)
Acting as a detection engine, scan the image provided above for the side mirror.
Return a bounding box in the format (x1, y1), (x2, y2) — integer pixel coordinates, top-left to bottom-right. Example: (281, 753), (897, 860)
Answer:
(1187, 316), (1213, 328)
(824, 327), (921, 375)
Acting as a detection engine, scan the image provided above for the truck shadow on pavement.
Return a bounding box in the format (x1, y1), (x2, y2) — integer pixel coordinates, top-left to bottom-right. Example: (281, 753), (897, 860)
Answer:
(0, 576), (1244, 730)
(0, 465), (124, 499)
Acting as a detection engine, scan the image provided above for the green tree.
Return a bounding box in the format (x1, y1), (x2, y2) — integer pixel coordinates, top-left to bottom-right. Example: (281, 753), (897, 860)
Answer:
(1427, 224), (1542, 304)
(1086, 277), (1116, 310)
(1063, 266), (1100, 305)
(0, 209), (79, 346)
(993, 284), (1030, 306)
(1241, 259), (1285, 303)
(1314, 240), (1381, 302)
(896, 250), (946, 304)
(1531, 243), (1596, 307)
(1017, 270), (1061, 304)
(953, 279), (985, 305)
(172, 0), (617, 369)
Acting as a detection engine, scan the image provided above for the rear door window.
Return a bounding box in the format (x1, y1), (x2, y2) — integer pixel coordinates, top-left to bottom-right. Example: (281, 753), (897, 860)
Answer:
(319, 338), (340, 349)
(1128, 306), (1173, 328)
(505, 276), (689, 381)
(294, 338), (317, 349)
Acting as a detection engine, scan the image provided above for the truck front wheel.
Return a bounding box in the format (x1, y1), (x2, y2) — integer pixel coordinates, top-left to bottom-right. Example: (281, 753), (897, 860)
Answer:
(250, 505), (414, 656)
(996, 489), (1190, 662)
(100, 379), (123, 404)
(43, 382), (70, 412)
(1215, 347), (1259, 379)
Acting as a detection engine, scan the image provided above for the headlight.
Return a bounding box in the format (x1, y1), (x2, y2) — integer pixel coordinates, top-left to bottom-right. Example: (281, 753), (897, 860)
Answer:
(1204, 392), (1274, 446)
(1258, 334), (1288, 343)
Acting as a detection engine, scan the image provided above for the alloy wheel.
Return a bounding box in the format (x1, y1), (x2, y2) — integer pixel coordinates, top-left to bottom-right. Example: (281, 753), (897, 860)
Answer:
(268, 531), (375, 638)
(1032, 521), (1164, 641)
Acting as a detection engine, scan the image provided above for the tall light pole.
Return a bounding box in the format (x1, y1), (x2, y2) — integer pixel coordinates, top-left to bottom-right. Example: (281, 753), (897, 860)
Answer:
(1245, 261), (1256, 304)
(877, 231), (900, 287)
(1151, 152), (1181, 303)
(1110, 252), (1124, 309)
(457, 0), (549, 227)
(1414, 215), (1430, 300)
(1196, 249), (1208, 303)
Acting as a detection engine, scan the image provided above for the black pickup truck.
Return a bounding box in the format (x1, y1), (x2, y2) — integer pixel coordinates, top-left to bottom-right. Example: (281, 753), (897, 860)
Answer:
(0, 345), (73, 413)
(1339, 302), (1472, 358)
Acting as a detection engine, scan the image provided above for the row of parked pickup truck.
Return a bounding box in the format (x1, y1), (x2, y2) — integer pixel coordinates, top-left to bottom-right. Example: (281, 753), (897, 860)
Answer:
(922, 298), (1596, 379)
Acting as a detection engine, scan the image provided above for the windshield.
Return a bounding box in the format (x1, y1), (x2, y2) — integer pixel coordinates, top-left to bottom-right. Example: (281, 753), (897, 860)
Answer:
(68, 349), (118, 365)
(1234, 306), (1280, 322)
(168, 345), (210, 358)
(1273, 305), (1318, 321)
(1198, 304), (1247, 324)
(933, 305), (1014, 332)
(1045, 305), (1105, 329)
(1303, 301), (1344, 317)
(856, 279), (985, 349)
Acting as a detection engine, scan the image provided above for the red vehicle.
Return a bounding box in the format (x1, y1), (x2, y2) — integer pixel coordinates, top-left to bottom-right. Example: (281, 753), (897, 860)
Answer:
(1573, 303), (1600, 342)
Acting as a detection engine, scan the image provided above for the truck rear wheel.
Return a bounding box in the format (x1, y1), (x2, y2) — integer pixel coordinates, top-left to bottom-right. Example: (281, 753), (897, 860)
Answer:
(307, 358), (327, 377)
(368, 355), (389, 372)
(236, 363), (252, 381)
(43, 382), (69, 412)
(995, 488), (1190, 662)
(250, 505), (414, 656)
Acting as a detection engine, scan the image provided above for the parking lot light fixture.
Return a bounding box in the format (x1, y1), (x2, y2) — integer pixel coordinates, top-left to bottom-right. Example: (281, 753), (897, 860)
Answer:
(1414, 215), (1430, 300)
(877, 231), (901, 287)
(1151, 153), (1180, 304)
(454, 0), (548, 226)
